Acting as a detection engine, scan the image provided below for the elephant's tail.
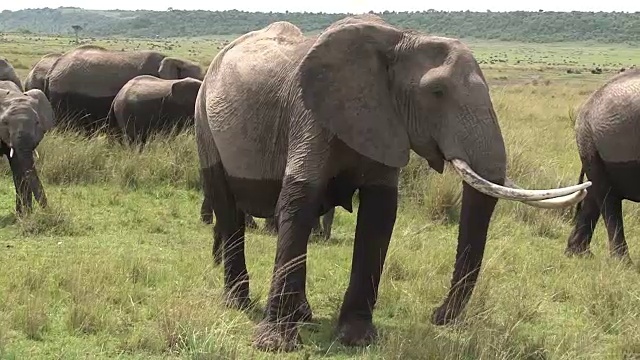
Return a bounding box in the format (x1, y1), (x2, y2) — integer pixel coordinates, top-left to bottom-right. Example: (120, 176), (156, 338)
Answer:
(573, 167), (586, 222)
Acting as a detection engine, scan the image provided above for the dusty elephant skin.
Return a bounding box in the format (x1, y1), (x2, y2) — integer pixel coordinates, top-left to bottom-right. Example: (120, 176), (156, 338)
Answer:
(108, 75), (203, 145)
(0, 58), (23, 91)
(566, 69), (640, 262)
(23, 53), (61, 92)
(194, 15), (591, 352)
(0, 82), (55, 215)
(43, 44), (204, 135)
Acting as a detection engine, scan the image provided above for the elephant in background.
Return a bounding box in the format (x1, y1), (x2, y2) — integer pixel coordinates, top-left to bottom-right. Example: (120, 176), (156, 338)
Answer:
(194, 15), (590, 351)
(0, 58), (23, 91)
(108, 75), (202, 145)
(566, 69), (640, 262)
(44, 45), (204, 134)
(1, 82), (55, 214)
(24, 53), (61, 92)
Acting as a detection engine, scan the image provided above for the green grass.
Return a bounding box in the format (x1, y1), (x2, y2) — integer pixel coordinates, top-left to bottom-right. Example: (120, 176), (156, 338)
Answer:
(1, 34), (640, 359)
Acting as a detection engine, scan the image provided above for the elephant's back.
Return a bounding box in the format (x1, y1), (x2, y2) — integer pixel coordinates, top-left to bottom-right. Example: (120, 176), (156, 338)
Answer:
(47, 49), (165, 98)
(25, 53), (61, 91)
(118, 75), (172, 103)
(202, 22), (313, 181)
(581, 71), (640, 163)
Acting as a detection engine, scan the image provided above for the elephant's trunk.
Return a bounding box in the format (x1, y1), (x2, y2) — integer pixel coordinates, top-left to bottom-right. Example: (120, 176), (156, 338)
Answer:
(432, 182), (496, 324)
(8, 146), (46, 214)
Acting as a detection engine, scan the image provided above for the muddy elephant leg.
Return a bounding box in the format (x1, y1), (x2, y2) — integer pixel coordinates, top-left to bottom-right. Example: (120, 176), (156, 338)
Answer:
(252, 178), (320, 352)
(336, 185), (396, 346)
(599, 192), (630, 261)
(311, 216), (322, 235)
(321, 207), (335, 240)
(264, 216), (278, 233)
(245, 213), (258, 229)
(565, 189), (599, 257)
(199, 167), (214, 224)
(209, 165), (250, 308)
(432, 182), (498, 325)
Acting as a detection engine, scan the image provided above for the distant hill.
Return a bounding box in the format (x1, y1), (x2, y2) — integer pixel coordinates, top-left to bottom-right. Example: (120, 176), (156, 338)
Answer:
(1, 8), (639, 43)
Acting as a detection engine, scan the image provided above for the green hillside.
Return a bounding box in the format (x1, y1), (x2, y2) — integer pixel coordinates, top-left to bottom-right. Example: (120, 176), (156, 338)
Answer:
(0, 7), (639, 42)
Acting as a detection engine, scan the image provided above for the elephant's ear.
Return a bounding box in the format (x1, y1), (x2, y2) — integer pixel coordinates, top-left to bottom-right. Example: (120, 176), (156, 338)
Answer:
(299, 23), (410, 168)
(25, 89), (55, 132)
(158, 57), (179, 79)
(170, 78), (202, 105)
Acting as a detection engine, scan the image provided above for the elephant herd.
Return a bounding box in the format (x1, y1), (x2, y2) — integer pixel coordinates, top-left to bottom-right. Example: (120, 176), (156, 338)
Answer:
(1, 14), (639, 352)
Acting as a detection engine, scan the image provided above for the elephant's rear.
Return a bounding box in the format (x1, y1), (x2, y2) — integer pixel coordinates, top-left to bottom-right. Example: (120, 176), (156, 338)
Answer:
(577, 69), (640, 200)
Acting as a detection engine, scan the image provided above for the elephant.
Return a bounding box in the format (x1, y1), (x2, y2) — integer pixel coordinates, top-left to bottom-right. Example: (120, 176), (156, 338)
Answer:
(566, 69), (640, 262)
(23, 53), (61, 92)
(43, 45), (204, 134)
(1, 81), (55, 215)
(108, 75), (202, 145)
(193, 15), (591, 351)
(0, 58), (22, 91)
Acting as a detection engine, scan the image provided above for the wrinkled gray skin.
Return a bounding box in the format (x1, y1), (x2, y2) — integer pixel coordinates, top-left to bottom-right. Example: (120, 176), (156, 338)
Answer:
(108, 75), (202, 145)
(0, 82), (55, 214)
(24, 53), (61, 92)
(195, 15), (578, 351)
(566, 69), (640, 262)
(0, 58), (23, 91)
(44, 45), (204, 134)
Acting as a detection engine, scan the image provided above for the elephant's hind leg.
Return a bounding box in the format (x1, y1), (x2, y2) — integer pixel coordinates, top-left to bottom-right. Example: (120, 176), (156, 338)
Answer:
(565, 187), (599, 257)
(598, 189), (630, 261)
(209, 163), (251, 309)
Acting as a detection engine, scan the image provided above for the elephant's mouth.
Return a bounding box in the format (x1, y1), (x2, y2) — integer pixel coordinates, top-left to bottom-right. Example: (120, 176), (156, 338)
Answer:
(449, 159), (590, 208)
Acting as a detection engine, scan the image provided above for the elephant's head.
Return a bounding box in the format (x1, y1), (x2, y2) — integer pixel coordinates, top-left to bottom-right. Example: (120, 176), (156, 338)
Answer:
(169, 77), (203, 107)
(300, 17), (589, 207)
(0, 57), (23, 91)
(0, 88), (55, 214)
(158, 57), (204, 81)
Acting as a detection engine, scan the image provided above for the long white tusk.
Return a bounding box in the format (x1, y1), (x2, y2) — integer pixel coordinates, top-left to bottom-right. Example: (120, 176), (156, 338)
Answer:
(34, 149), (39, 159)
(504, 179), (588, 208)
(9, 148), (13, 158)
(450, 159), (591, 201)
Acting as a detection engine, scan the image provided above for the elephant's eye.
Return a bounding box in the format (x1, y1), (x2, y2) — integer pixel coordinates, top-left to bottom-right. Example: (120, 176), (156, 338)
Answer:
(432, 88), (445, 98)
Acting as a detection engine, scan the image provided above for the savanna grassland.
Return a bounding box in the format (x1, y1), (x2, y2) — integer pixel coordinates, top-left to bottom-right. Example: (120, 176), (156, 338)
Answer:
(1, 31), (640, 360)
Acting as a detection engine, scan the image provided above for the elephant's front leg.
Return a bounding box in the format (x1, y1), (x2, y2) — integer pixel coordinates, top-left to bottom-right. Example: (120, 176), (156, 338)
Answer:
(337, 183), (397, 346)
(252, 178), (321, 352)
(432, 182), (498, 325)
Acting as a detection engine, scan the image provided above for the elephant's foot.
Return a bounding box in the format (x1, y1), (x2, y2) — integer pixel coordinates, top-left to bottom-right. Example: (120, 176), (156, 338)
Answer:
(252, 320), (301, 352)
(564, 246), (594, 258)
(293, 298), (313, 323)
(223, 283), (251, 310)
(336, 317), (377, 347)
(431, 302), (463, 326)
(610, 251), (633, 265)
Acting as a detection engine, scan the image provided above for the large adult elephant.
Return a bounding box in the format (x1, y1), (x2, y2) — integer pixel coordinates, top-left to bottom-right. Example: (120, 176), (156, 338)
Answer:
(108, 75), (202, 145)
(24, 53), (61, 92)
(0, 58), (22, 91)
(194, 16), (590, 351)
(1, 81), (55, 214)
(44, 45), (204, 134)
(566, 69), (640, 262)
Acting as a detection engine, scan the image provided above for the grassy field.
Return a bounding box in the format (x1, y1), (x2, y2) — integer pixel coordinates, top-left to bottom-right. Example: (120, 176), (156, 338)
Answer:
(1, 32), (640, 359)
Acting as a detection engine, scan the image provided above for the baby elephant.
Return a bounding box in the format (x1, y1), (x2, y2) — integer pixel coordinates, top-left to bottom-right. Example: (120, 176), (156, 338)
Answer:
(108, 75), (202, 145)
(0, 81), (55, 214)
(567, 69), (640, 261)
